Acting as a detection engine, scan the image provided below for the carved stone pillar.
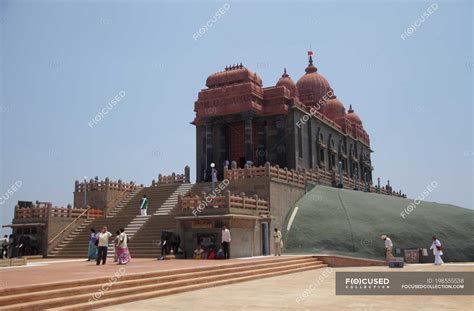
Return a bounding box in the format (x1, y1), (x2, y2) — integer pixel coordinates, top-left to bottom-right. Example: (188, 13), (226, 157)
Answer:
(242, 112), (254, 164)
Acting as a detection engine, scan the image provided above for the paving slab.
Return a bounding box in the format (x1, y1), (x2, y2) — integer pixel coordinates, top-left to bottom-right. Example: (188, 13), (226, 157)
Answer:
(97, 263), (474, 311)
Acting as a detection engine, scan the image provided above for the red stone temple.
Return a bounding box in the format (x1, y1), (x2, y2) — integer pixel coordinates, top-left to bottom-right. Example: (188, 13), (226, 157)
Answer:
(193, 53), (373, 184)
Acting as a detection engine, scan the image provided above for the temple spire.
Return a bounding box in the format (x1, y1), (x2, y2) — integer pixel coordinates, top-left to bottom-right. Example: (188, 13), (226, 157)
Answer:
(308, 49), (314, 64)
(348, 104), (354, 113)
(282, 67), (289, 78)
(305, 50), (317, 74)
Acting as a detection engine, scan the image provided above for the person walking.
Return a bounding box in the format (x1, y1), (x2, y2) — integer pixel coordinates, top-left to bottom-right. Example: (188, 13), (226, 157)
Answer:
(113, 230), (121, 262)
(117, 228), (131, 265)
(430, 236), (444, 265)
(140, 195), (148, 216)
(381, 234), (394, 261)
(1, 235), (8, 259)
(7, 235), (14, 258)
(273, 228), (282, 256)
(221, 226), (231, 259)
(87, 229), (97, 261)
(96, 226), (112, 265)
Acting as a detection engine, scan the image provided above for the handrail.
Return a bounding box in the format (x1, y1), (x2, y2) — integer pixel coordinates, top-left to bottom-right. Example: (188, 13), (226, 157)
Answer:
(48, 182), (136, 246)
(47, 205), (93, 246)
(105, 182), (137, 217)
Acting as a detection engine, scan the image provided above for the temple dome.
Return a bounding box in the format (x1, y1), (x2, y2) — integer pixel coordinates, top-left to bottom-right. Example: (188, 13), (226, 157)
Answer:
(322, 96), (346, 120)
(296, 56), (332, 105)
(346, 105), (362, 125)
(206, 64), (262, 88)
(276, 68), (297, 97)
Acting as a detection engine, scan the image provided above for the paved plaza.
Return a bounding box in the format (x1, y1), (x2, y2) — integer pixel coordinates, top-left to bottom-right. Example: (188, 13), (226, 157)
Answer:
(1, 257), (472, 310)
(97, 263), (473, 311)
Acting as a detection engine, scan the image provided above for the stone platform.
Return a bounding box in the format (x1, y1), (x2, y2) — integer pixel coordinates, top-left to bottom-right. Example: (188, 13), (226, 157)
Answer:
(0, 255), (326, 309)
(99, 263), (474, 311)
(0, 257), (274, 289)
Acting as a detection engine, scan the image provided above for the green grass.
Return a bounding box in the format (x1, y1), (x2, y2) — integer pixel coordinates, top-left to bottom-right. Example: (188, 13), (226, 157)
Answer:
(283, 185), (474, 262)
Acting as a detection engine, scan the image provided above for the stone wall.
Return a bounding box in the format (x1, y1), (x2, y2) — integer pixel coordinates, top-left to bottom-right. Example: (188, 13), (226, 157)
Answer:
(178, 216), (262, 258)
(73, 179), (135, 212)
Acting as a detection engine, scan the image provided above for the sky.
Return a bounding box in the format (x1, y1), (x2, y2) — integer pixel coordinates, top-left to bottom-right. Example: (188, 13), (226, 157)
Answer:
(0, 0), (472, 236)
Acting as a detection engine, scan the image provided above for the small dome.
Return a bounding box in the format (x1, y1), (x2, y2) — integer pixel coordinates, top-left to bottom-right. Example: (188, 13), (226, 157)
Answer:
(206, 64), (263, 88)
(296, 55), (332, 105)
(346, 105), (362, 125)
(322, 96), (346, 120)
(276, 68), (297, 97)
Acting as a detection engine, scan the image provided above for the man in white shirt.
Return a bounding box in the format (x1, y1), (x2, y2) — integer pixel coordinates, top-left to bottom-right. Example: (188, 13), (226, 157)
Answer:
(430, 236), (444, 265)
(381, 234), (394, 261)
(221, 226), (231, 259)
(96, 226), (112, 265)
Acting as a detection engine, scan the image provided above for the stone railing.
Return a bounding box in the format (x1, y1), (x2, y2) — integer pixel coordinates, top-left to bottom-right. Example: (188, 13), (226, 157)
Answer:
(224, 162), (406, 198)
(15, 205), (103, 219)
(75, 178), (137, 193)
(179, 190), (269, 216)
(224, 162), (332, 187)
(152, 166), (191, 186)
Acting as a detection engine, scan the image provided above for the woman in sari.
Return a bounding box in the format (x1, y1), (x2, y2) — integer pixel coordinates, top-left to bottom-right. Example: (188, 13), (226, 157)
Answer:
(87, 229), (97, 261)
(113, 230), (121, 262)
(117, 228), (131, 265)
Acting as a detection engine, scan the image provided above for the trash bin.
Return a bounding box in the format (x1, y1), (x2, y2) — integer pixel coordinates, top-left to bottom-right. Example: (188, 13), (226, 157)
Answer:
(404, 248), (420, 263)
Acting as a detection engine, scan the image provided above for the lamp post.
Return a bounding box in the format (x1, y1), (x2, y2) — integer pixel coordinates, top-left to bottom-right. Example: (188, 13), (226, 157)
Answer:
(83, 176), (87, 208)
(338, 161), (343, 188)
(210, 163), (216, 193)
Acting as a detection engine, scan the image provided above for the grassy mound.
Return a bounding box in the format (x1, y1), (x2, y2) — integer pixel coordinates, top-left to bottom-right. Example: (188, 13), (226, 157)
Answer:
(283, 185), (474, 262)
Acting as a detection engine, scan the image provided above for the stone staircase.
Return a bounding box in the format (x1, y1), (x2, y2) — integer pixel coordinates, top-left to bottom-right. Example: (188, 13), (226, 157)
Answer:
(105, 187), (144, 218)
(48, 187), (143, 258)
(48, 185), (181, 258)
(154, 183), (193, 216)
(128, 183), (209, 258)
(0, 256), (327, 310)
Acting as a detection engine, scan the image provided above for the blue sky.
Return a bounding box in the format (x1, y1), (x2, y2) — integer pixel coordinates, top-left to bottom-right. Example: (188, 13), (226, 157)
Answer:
(0, 0), (472, 235)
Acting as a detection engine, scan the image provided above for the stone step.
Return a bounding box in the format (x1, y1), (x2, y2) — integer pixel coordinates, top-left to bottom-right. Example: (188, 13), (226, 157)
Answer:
(22, 262), (325, 310)
(0, 256), (322, 310)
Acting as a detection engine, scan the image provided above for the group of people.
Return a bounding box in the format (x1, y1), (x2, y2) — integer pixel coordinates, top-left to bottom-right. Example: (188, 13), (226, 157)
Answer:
(382, 234), (445, 265)
(193, 226), (284, 259)
(1, 235), (13, 259)
(87, 226), (131, 265)
(194, 226), (232, 259)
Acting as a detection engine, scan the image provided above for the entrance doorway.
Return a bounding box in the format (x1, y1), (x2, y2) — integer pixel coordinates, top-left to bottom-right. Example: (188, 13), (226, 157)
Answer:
(261, 222), (269, 255)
